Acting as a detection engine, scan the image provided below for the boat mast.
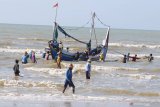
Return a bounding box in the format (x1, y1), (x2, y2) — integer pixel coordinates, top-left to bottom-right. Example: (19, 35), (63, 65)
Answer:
(90, 12), (98, 48)
(53, 3), (58, 41)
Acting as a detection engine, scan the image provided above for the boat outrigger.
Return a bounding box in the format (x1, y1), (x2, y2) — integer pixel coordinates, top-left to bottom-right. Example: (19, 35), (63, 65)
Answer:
(46, 12), (110, 61)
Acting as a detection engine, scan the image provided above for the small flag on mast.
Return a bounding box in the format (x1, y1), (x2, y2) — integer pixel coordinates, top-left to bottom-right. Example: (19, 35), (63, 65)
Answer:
(53, 3), (58, 8)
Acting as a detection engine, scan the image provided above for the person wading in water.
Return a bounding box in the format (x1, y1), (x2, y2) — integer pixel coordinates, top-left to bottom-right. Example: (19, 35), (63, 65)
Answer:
(63, 64), (75, 94)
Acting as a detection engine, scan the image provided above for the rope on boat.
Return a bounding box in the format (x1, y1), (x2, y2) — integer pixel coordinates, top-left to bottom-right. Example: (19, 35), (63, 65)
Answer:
(62, 17), (92, 30)
(95, 14), (110, 28)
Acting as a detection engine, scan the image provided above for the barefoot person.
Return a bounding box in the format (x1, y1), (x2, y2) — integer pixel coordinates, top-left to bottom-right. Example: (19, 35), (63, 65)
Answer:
(13, 59), (20, 76)
(63, 64), (75, 94)
(85, 59), (91, 79)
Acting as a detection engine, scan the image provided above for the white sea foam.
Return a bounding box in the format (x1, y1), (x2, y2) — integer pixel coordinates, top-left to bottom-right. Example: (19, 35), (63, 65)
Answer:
(0, 79), (58, 88)
(0, 47), (43, 58)
(0, 47), (42, 53)
(62, 63), (141, 72)
(109, 43), (160, 49)
(25, 67), (78, 76)
(123, 74), (157, 80)
(25, 67), (66, 75)
(0, 93), (159, 103)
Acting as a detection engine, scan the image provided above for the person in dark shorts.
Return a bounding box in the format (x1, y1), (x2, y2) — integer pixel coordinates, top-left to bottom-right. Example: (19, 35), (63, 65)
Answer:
(85, 59), (91, 79)
(13, 59), (20, 76)
(63, 64), (75, 94)
(123, 55), (127, 63)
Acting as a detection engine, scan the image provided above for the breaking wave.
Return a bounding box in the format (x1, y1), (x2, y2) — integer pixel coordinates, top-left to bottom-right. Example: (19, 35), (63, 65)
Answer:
(18, 38), (48, 42)
(0, 93), (160, 103)
(24, 64), (141, 76)
(0, 79), (58, 88)
(109, 43), (160, 49)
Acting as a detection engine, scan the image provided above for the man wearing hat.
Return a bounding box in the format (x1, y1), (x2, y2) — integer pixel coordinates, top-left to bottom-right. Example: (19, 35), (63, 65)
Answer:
(63, 64), (75, 94)
(85, 59), (91, 79)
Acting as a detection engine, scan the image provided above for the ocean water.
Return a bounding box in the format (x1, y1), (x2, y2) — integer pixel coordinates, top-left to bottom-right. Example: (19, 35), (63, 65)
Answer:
(0, 23), (160, 107)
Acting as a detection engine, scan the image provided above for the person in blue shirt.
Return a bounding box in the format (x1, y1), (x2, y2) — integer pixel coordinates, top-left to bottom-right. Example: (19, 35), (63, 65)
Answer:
(22, 51), (29, 64)
(63, 64), (75, 94)
(85, 59), (91, 79)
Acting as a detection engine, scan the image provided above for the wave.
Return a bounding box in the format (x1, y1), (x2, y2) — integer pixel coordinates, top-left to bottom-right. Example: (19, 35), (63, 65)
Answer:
(109, 43), (160, 49)
(123, 74), (158, 80)
(94, 88), (160, 97)
(0, 93), (160, 104)
(0, 48), (43, 58)
(0, 79), (59, 88)
(62, 63), (141, 71)
(18, 38), (48, 42)
(25, 67), (78, 76)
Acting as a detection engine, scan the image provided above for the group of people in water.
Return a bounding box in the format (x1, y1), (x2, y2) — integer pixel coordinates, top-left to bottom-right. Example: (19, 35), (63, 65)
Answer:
(21, 50), (37, 64)
(13, 40), (154, 94)
(123, 53), (154, 63)
(13, 48), (92, 94)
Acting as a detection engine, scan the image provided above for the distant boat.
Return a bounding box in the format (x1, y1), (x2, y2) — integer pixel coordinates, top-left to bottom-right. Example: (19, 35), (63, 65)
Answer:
(46, 12), (110, 61)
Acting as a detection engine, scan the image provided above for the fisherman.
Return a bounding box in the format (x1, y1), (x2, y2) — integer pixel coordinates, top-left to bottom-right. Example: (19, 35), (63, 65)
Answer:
(29, 50), (33, 60)
(86, 40), (91, 53)
(127, 53), (130, 61)
(42, 51), (46, 59)
(53, 40), (59, 50)
(57, 50), (62, 69)
(130, 54), (140, 62)
(75, 51), (80, 60)
(63, 64), (75, 94)
(66, 47), (69, 52)
(101, 46), (107, 62)
(59, 41), (63, 50)
(85, 59), (91, 79)
(99, 53), (104, 62)
(31, 51), (37, 63)
(45, 51), (50, 60)
(85, 50), (89, 59)
(13, 59), (20, 76)
(123, 55), (127, 63)
(22, 51), (29, 64)
(148, 54), (154, 62)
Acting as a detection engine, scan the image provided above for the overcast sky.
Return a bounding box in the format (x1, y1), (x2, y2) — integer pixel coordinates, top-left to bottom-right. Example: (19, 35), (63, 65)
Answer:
(0, 0), (160, 30)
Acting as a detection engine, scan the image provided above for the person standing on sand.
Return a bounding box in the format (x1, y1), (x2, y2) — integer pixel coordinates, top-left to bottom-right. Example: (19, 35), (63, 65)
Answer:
(85, 59), (91, 79)
(63, 64), (75, 94)
(13, 59), (20, 76)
